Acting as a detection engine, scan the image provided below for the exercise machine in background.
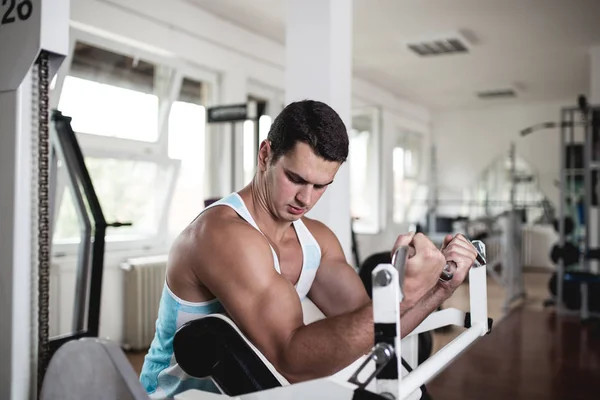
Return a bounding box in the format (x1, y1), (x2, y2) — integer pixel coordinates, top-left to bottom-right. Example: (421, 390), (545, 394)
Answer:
(521, 95), (600, 322)
(424, 141), (530, 315)
(205, 100), (267, 192)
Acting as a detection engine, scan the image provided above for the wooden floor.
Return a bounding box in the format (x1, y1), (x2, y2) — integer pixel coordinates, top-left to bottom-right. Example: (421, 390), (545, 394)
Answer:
(127, 269), (600, 399)
(427, 309), (600, 400)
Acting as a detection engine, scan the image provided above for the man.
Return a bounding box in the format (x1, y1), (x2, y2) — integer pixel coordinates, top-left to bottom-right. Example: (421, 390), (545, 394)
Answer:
(140, 100), (477, 399)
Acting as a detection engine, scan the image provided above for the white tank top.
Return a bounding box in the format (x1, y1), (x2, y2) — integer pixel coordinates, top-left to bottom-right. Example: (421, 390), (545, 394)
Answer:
(207, 192), (323, 299)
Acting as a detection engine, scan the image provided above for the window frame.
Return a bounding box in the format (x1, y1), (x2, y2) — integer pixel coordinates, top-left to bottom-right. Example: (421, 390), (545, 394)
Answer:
(51, 28), (218, 257)
(351, 106), (383, 235)
(392, 129), (426, 225)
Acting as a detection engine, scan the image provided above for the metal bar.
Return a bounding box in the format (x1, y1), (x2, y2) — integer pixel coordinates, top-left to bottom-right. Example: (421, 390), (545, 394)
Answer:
(399, 323), (487, 399)
(469, 260), (488, 326)
(231, 122), (236, 191)
(50, 118), (92, 334)
(49, 111), (107, 345)
(557, 108), (566, 313)
(59, 115), (107, 338)
(585, 107), (592, 271)
(371, 263), (401, 399)
(405, 308), (466, 337)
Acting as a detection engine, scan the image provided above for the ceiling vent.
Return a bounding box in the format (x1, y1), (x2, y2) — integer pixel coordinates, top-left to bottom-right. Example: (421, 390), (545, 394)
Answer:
(476, 89), (517, 99)
(406, 32), (471, 57)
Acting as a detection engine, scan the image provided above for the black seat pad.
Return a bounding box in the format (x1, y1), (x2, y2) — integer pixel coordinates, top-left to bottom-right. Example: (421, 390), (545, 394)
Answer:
(174, 315), (283, 396)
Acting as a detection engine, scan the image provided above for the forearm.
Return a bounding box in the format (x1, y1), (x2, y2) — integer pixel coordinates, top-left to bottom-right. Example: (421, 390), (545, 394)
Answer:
(399, 286), (448, 338)
(279, 301), (373, 382)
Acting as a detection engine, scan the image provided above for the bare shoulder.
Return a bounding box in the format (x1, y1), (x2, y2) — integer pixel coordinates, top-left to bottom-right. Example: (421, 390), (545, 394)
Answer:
(168, 206), (274, 281)
(194, 206), (274, 271)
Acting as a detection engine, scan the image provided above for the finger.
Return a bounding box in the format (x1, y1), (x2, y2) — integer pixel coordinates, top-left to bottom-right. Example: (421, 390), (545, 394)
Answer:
(444, 249), (477, 269)
(391, 231), (416, 257)
(440, 234), (454, 251)
(412, 232), (438, 250)
(446, 236), (477, 255)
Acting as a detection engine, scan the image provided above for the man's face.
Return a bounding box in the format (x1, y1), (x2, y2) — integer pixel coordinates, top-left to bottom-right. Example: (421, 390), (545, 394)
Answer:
(265, 141), (341, 221)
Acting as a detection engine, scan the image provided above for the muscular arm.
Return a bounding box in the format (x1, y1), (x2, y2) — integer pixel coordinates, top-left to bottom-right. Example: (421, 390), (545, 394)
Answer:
(399, 286), (448, 335)
(195, 218), (373, 383)
(306, 220), (447, 338)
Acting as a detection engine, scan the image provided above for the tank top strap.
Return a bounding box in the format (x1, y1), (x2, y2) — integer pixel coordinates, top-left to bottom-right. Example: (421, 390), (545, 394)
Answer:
(292, 219), (322, 299)
(205, 193), (281, 273)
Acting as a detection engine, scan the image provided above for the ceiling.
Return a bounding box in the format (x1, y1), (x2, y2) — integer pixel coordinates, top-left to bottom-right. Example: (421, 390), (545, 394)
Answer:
(187, 0), (600, 111)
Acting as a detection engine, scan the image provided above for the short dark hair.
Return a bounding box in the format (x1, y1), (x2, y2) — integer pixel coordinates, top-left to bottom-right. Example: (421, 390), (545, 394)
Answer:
(267, 100), (349, 163)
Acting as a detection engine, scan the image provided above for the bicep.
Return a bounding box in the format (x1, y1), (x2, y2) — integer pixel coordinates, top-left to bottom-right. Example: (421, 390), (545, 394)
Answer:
(197, 231), (304, 369)
(308, 260), (370, 317)
(306, 223), (370, 317)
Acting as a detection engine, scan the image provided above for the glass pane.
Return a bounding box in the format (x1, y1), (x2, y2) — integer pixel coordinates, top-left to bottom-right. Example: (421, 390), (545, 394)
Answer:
(53, 186), (82, 242)
(85, 158), (163, 239)
(243, 120), (256, 186)
(259, 115), (272, 143)
(393, 147), (405, 223)
(350, 129), (370, 219)
(50, 184), (84, 337)
(168, 78), (206, 236)
(58, 42), (159, 141)
(242, 113), (272, 188)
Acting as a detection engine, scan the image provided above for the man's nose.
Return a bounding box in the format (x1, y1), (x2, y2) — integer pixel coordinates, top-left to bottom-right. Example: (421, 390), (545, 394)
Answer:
(296, 185), (312, 207)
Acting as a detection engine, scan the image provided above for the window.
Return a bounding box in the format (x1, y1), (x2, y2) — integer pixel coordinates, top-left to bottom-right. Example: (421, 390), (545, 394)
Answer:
(86, 157), (168, 239)
(242, 115), (272, 186)
(168, 78), (207, 236)
(53, 42), (173, 246)
(350, 108), (381, 234)
(58, 43), (159, 142)
(52, 156), (177, 243)
(50, 38), (219, 253)
(393, 131), (423, 224)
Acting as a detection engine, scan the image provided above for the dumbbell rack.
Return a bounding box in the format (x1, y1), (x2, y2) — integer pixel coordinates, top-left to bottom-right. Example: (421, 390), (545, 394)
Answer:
(556, 99), (600, 321)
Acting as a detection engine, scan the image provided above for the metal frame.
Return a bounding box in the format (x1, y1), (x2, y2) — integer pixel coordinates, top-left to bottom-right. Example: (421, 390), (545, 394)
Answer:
(47, 110), (108, 357)
(173, 242), (490, 400)
(556, 103), (600, 320)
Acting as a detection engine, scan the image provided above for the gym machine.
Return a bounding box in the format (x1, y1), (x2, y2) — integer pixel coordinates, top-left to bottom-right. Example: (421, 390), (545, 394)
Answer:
(521, 95), (600, 321)
(1, 0), (69, 397)
(481, 143), (526, 313)
(425, 141), (527, 314)
(205, 100), (267, 192)
(40, 242), (491, 400)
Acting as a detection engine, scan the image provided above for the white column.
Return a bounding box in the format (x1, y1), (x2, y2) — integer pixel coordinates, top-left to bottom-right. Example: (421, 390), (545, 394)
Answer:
(285, 0), (353, 260)
(205, 70), (247, 199)
(0, 75), (35, 400)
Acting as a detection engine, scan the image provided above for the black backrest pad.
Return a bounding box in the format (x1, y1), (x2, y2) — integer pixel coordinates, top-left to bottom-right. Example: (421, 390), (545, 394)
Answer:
(174, 315), (283, 396)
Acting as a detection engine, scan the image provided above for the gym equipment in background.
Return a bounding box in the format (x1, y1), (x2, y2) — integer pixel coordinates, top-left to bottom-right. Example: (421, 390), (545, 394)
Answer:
(522, 95), (600, 322)
(205, 100), (267, 191)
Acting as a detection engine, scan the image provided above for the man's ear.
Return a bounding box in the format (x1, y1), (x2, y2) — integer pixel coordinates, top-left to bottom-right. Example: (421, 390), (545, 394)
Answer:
(258, 140), (271, 171)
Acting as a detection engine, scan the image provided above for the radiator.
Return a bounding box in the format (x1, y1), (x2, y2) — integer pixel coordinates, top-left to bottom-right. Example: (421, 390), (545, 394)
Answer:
(121, 255), (168, 350)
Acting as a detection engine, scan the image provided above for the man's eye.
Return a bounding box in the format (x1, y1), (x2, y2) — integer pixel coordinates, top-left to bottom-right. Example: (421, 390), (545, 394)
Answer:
(288, 175), (302, 184)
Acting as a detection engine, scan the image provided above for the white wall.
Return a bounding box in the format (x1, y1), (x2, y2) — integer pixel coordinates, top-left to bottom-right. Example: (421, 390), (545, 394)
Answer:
(60, 0), (431, 343)
(433, 99), (574, 215)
